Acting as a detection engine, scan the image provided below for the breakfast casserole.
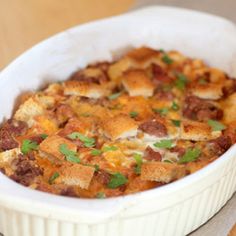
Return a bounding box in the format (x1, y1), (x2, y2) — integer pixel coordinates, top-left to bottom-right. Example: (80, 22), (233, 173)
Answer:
(0, 47), (236, 198)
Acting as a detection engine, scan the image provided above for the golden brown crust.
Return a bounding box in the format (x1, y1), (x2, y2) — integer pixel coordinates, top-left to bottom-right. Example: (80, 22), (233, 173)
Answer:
(180, 119), (221, 141)
(39, 135), (77, 161)
(58, 163), (95, 189)
(121, 69), (155, 97)
(141, 162), (186, 183)
(63, 80), (108, 98)
(102, 114), (138, 140)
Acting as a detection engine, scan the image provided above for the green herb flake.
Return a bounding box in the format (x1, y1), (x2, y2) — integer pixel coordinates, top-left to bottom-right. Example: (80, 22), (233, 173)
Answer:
(107, 172), (128, 189)
(154, 139), (174, 149)
(171, 119), (181, 127)
(96, 192), (106, 199)
(198, 78), (208, 85)
(21, 139), (38, 154)
(40, 134), (48, 139)
(175, 73), (188, 90)
(171, 101), (180, 111)
(162, 54), (174, 65)
(129, 111), (139, 118)
(178, 148), (201, 164)
(133, 153), (143, 175)
(68, 132), (95, 148)
(91, 149), (102, 156)
(94, 164), (100, 172)
(59, 144), (80, 163)
(163, 160), (173, 163)
(108, 92), (122, 100)
(207, 119), (226, 131)
(102, 146), (118, 152)
(49, 172), (60, 184)
(153, 107), (169, 116)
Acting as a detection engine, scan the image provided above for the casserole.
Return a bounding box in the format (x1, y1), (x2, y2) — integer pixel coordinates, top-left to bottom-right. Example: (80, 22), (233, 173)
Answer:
(0, 6), (236, 236)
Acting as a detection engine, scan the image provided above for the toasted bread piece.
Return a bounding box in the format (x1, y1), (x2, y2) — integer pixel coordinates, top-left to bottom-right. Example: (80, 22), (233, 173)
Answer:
(108, 47), (160, 81)
(126, 47), (159, 65)
(14, 97), (45, 126)
(191, 83), (223, 100)
(59, 163), (95, 189)
(102, 114), (138, 140)
(108, 57), (135, 82)
(63, 80), (107, 98)
(34, 93), (56, 109)
(121, 69), (154, 97)
(44, 83), (63, 95)
(180, 119), (221, 141)
(0, 148), (21, 163)
(222, 93), (236, 124)
(141, 162), (186, 183)
(39, 135), (77, 161)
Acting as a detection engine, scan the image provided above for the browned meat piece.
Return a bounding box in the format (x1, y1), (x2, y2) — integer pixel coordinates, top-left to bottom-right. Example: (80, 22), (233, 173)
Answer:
(10, 154), (43, 186)
(0, 119), (27, 151)
(95, 170), (111, 185)
(144, 146), (162, 161)
(60, 187), (78, 197)
(139, 120), (167, 137)
(183, 96), (223, 121)
(154, 90), (175, 101)
(152, 63), (173, 84)
(209, 135), (232, 156)
(170, 146), (186, 157)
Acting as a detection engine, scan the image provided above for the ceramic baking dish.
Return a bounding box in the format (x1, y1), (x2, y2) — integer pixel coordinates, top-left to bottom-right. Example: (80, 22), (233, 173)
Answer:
(0, 6), (236, 236)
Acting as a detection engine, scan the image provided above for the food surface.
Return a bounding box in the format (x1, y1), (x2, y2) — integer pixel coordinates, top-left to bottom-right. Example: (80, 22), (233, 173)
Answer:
(0, 47), (236, 198)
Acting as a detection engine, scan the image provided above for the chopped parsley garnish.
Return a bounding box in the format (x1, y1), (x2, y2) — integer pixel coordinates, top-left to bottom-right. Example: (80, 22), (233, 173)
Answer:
(171, 119), (181, 127)
(133, 153), (143, 175)
(162, 54), (174, 65)
(175, 73), (188, 90)
(91, 149), (102, 156)
(40, 134), (48, 139)
(171, 101), (179, 111)
(21, 139), (38, 154)
(153, 107), (169, 116)
(94, 164), (100, 172)
(108, 92), (122, 100)
(178, 148), (201, 164)
(102, 146), (118, 152)
(68, 132), (95, 148)
(96, 192), (106, 199)
(107, 172), (128, 189)
(198, 78), (208, 85)
(207, 119), (226, 131)
(154, 139), (174, 149)
(163, 159), (173, 163)
(129, 111), (139, 118)
(59, 144), (80, 163)
(49, 172), (60, 184)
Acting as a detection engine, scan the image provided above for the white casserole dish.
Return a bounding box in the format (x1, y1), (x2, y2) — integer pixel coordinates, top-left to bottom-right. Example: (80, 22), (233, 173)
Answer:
(0, 6), (236, 236)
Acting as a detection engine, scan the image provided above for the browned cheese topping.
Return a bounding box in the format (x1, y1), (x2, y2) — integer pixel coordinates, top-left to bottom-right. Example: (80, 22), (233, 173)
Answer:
(0, 47), (236, 198)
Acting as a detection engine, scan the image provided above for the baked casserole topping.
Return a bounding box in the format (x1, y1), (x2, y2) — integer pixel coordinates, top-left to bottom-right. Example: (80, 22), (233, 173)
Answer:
(0, 47), (236, 198)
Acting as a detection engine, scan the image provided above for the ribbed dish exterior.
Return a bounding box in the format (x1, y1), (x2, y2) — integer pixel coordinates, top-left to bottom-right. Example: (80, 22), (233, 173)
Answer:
(1, 158), (235, 236)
